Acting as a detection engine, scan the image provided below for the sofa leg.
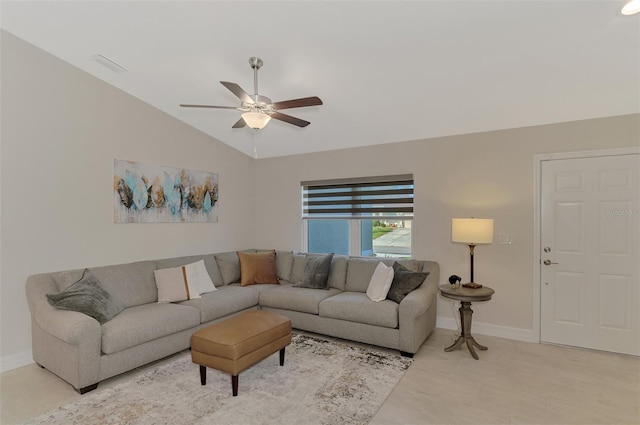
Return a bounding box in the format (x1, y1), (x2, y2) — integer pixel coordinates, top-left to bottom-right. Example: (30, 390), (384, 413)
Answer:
(76, 383), (98, 394)
(231, 375), (238, 397)
(200, 365), (206, 385)
(36, 362), (45, 369)
(400, 351), (414, 358)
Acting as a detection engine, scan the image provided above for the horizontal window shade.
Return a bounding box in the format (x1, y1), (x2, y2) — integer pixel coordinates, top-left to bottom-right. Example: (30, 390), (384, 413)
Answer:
(302, 175), (414, 220)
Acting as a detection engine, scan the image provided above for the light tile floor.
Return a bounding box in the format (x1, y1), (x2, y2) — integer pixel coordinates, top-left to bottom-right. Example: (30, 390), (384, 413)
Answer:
(1, 328), (639, 425)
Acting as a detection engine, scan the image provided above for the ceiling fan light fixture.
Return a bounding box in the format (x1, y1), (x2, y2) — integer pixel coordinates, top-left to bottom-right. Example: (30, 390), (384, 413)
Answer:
(241, 111), (271, 130)
(622, 0), (640, 15)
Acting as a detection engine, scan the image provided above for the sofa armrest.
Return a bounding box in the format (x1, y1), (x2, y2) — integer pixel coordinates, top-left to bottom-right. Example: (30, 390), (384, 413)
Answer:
(398, 261), (439, 353)
(26, 273), (102, 345)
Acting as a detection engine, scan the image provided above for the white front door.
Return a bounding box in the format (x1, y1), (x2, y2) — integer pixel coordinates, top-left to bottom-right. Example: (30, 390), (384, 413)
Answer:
(540, 153), (639, 355)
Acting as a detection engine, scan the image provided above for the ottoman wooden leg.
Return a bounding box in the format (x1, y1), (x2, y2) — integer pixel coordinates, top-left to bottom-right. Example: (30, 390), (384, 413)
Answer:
(200, 365), (206, 385)
(280, 347), (286, 366)
(232, 375), (238, 396)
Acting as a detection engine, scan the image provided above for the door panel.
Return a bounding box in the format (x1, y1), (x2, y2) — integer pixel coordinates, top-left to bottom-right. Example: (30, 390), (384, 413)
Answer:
(541, 154), (639, 355)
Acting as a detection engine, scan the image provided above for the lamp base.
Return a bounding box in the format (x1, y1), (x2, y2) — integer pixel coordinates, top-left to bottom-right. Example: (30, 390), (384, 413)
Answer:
(462, 282), (483, 289)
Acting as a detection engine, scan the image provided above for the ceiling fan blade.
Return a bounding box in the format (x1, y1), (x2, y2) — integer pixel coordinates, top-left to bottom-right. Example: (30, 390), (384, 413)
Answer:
(271, 96), (323, 110)
(270, 112), (310, 128)
(232, 117), (246, 128)
(179, 104), (238, 109)
(220, 81), (254, 104)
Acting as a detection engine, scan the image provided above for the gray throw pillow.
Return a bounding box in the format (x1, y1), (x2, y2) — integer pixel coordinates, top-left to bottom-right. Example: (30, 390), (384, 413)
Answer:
(294, 253), (334, 289)
(47, 269), (125, 324)
(386, 262), (429, 303)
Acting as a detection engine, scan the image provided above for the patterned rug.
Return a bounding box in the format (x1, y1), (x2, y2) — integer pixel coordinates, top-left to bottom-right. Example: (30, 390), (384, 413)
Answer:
(22, 334), (412, 425)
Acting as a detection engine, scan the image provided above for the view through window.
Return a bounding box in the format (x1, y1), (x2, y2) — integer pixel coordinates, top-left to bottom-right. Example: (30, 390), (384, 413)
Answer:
(302, 175), (413, 258)
(307, 219), (411, 257)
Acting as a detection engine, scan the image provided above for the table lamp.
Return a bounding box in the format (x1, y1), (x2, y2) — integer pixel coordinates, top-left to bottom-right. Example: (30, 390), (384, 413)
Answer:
(452, 218), (494, 289)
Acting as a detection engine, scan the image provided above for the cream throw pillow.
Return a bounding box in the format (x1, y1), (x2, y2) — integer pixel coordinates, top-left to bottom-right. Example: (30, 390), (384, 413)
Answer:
(154, 260), (216, 303)
(365, 262), (395, 302)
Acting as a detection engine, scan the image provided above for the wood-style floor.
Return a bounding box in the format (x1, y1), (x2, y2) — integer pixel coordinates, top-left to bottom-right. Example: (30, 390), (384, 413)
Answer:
(1, 328), (638, 425)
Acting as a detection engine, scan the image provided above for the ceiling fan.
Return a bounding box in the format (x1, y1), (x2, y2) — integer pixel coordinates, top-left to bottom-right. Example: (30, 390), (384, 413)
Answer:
(180, 57), (323, 130)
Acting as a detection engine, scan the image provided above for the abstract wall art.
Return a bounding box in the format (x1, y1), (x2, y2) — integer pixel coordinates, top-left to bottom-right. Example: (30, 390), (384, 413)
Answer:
(114, 159), (218, 223)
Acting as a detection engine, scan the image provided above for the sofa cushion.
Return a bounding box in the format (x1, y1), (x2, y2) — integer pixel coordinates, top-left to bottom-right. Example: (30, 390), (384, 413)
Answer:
(289, 253), (307, 285)
(345, 258), (381, 293)
(90, 261), (157, 308)
(294, 253), (334, 289)
(46, 269), (125, 324)
(259, 283), (341, 315)
(387, 263), (429, 303)
(319, 292), (399, 328)
(101, 303), (200, 354)
(328, 255), (348, 291)
(155, 254), (223, 287)
(238, 251), (279, 286)
(275, 250), (294, 281)
(345, 258), (423, 293)
(178, 285), (260, 323)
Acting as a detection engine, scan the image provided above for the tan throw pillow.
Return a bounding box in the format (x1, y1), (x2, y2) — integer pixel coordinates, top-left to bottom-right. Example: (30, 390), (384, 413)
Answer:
(238, 250), (279, 286)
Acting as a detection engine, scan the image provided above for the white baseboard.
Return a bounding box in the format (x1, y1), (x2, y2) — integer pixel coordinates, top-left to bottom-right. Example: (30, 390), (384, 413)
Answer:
(0, 350), (34, 373)
(436, 317), (535, 343)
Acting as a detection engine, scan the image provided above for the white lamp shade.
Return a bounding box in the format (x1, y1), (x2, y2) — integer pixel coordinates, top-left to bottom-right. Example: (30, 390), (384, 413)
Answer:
(622, 0), (640, 15)
(452, 218), (494, 244)
(241, 112), (271, 129)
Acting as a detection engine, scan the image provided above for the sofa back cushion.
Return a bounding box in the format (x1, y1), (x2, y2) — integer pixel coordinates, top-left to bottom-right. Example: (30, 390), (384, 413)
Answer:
(288, 253), (348, 290)
(345, 258), (423, 293)
(155, 254), (223, 287)
(89, 261), (157, 308)
(275, 250), (294, 282)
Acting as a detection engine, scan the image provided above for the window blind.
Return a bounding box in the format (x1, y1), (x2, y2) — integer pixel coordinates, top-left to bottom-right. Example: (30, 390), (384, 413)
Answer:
(301, 174), (414, 220)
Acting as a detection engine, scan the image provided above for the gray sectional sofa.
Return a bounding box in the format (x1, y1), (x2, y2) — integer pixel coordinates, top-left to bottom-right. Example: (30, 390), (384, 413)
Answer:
(25, 250), (439, 393)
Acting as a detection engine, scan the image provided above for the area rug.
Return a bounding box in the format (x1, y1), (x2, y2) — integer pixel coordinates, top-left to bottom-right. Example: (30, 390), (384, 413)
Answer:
(22, 334), (412, 425)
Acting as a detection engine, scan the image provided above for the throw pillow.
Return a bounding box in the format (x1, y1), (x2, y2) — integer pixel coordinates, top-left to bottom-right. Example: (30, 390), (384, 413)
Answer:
(365, 262), (395, 302)
(387, 262), (429, 304)
(53, 269), (85, 291)
(238, 250), (279, 286)
(214, 251), (242, 285)
(294, 253), (334, 289)
(183, 260), (217, 295)
(46, 269), (125, 324)
(154, 260), (217, 303)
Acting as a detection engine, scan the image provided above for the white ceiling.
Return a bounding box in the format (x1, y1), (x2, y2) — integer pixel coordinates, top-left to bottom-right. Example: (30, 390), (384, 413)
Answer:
(2, 1), (639, 158)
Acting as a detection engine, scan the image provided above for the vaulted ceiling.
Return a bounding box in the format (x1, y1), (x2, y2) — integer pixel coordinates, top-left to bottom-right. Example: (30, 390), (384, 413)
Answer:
(2, 1), (638, 158)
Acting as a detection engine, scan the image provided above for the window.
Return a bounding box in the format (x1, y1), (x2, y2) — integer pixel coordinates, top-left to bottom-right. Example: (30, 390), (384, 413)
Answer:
(302, 175), (413, 257)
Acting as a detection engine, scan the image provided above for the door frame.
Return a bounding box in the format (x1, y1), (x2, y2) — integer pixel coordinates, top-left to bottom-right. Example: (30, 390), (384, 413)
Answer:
(533, 146), (640, 343)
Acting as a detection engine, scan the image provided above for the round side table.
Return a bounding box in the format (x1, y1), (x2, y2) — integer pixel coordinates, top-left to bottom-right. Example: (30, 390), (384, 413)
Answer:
(438, 284), (494, 360)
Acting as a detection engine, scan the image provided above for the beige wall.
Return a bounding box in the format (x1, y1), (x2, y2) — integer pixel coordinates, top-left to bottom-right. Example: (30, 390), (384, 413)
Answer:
(254, 114), (640, 335)
(0, 31), (256, 361)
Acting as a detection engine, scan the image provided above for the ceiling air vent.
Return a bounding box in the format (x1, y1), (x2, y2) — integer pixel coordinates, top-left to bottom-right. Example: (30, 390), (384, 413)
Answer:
(92, 54), (127, 73)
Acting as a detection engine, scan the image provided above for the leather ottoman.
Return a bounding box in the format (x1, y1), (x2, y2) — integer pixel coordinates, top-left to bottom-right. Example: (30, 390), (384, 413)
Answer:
(191, 310), (292, 396)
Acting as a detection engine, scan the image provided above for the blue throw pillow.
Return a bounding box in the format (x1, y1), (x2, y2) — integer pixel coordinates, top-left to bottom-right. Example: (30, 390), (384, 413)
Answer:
(47, 269), (125, 324)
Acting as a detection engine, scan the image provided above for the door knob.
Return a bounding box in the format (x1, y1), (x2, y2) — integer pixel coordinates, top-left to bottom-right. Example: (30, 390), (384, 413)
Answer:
(543, 247), (551, 253)
(543, 259), (559, 266)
